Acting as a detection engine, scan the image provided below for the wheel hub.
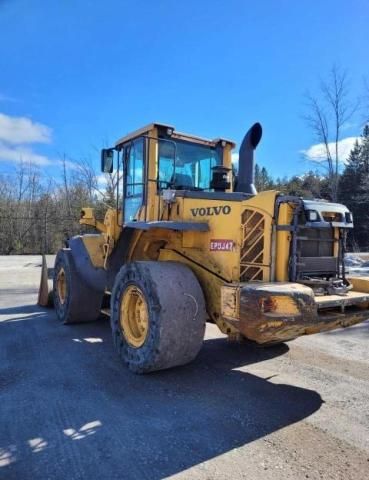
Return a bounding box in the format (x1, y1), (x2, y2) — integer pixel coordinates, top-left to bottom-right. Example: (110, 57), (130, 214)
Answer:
(120, 285), (149, 348)
(56, 267), (67, 305)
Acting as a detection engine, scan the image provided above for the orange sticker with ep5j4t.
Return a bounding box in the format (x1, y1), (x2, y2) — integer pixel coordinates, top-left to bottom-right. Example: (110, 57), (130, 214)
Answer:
(210, 239), (234, 251)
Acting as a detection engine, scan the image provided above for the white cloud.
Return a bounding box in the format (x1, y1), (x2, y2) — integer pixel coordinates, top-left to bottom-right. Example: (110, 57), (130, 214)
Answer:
(96, 173), (109, 188)
(0, 113), (52, 145)
(302, 136), (361, 164)
(0, 112), (53, 167)
(231, 152), (239, 164)
(0, 141), (51, 166)
(96, 173), (107, 183)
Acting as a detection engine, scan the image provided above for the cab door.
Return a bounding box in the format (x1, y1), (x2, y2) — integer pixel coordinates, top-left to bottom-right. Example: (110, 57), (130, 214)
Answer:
(123, 137), (145, 223)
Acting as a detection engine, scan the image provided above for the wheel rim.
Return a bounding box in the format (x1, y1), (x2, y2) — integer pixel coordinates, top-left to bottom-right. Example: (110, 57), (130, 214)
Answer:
(120, 285), (149, 348)
(56, 267), (67, 305)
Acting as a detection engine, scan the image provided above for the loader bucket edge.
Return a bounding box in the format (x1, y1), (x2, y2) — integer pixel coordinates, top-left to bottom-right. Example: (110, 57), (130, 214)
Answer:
(37, 254), (54, 307)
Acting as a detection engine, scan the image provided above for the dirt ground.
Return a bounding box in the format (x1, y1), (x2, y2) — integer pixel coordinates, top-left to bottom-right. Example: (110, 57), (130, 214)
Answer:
(0, 256), (368, 480)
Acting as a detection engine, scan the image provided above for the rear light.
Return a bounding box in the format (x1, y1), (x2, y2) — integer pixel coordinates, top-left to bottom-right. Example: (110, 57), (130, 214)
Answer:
(259, 296), (277, 313)
(259, 296), (299, 315)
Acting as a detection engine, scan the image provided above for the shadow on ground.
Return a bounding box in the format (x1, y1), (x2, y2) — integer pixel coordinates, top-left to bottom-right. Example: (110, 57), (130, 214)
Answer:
(0, 305), (323, 480)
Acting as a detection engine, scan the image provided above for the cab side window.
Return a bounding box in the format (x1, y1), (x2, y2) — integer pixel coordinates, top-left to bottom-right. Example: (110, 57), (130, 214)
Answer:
(124, 138), (144, 223)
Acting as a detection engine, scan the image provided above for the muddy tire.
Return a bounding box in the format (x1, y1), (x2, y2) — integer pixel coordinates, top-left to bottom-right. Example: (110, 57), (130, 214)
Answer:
(53, 249), (103, 324)
(110, 261), (207, 374)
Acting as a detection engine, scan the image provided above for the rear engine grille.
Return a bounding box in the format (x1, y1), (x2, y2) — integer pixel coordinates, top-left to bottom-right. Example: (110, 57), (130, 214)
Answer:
(295, 226), (338, 279)
(297, 256), (338, 276)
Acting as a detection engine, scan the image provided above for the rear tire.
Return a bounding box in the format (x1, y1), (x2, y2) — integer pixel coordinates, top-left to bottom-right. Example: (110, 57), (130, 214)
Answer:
(53, 249), (103, 324)
(110, 261), (207, 373)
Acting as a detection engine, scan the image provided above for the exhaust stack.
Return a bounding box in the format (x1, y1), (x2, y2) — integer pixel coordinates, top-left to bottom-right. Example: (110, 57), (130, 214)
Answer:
(236, 122), (262, 195)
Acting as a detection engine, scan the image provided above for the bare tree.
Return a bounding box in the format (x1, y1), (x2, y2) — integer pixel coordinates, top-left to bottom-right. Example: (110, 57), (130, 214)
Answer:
(60, 153), (73, 217)
(304, 66), (357, 201)
(75, 156), (98, 202)
(364, 77), (369, 122)
(0, 145), (121, 254)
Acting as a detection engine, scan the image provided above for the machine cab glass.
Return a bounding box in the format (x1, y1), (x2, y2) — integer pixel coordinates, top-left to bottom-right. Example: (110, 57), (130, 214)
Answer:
(124, 138), (144, 223)
(157, 139), (221, 191)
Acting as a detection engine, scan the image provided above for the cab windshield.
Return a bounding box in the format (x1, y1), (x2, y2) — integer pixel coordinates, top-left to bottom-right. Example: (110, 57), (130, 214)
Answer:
(158, 139), (221, 191)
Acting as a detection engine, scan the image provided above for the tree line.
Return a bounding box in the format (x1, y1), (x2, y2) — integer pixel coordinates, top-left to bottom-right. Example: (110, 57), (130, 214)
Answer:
(0, 158), (116, 255)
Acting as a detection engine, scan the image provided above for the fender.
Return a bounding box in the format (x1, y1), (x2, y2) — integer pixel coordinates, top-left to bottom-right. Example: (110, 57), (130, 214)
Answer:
(68, 236), (107, 292)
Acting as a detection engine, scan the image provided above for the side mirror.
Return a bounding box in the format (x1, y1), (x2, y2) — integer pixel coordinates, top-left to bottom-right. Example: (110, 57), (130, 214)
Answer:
(101, 148), (114, 173)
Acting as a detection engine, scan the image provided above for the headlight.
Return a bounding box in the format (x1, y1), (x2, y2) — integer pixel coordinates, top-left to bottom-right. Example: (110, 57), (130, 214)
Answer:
(306, 210), (319, 222)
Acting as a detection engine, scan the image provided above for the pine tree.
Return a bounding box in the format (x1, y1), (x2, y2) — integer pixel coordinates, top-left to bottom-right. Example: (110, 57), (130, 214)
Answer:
(360, 125), (369, 173)
(339, 126), (369, 250)
(254, 164), (274, 191)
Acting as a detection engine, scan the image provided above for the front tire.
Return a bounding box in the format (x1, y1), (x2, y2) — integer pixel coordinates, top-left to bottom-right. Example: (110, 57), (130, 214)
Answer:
(110, 261), (207, 373)
(53, 249), (103, 324)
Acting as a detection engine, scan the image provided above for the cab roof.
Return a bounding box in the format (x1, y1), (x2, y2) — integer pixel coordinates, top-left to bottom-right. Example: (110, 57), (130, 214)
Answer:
(114, 122), (236, 149)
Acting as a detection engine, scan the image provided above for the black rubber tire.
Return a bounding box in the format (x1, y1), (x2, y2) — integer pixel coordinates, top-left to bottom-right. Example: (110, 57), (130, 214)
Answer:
(53, 248), (103, 324)
(110, 261), (207, 374)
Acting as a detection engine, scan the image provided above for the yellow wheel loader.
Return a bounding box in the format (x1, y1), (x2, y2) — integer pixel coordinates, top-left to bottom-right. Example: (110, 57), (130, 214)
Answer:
(39, 122), (369, 373)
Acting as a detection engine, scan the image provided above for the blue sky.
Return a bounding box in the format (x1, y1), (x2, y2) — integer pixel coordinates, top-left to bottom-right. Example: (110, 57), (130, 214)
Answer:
(0, 0), (368, 180)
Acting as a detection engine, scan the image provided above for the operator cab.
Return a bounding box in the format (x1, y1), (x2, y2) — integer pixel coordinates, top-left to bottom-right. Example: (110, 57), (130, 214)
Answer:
(101, 123), (236, 223)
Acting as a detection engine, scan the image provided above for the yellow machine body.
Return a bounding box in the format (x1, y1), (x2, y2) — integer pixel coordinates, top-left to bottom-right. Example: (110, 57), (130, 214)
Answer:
(73, 123), (369, 343)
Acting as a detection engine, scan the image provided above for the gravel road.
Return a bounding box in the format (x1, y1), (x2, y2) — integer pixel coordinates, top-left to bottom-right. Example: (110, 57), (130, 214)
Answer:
(0, 256), (368, 480)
